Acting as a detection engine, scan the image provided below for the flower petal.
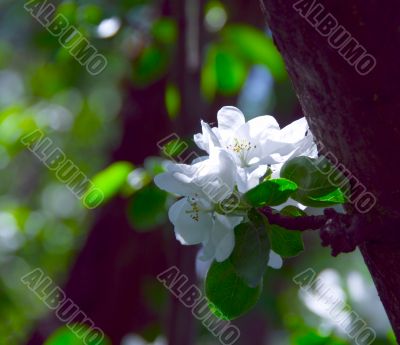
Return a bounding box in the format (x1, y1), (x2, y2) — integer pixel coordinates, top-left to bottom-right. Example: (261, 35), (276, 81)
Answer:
(196, 248), (213, 278)
(214, 231), (234, 262)
(199, 215), (242, 262)
(267, 250), (283, 269)
(236, 115), (280, 141)
(263, 117), (317, 162)
(168, 198), (212, 245)
(154, 172), (196, 196)
(288, 130), (318, 159)
(217, 106), (246, 139)
(276, 117), (308, 144)
(193, 148), (236, 203)
(272, 197), (307, 211)
(212, 215), (242, 262)
(194, 121), (222, 153)
(236, 165), (269, 193)
(198, 240), (216, 262)
(229, 115), (280, 165)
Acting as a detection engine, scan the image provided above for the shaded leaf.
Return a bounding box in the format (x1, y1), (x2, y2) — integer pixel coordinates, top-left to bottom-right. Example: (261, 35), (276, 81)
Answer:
(201, 44), (218, 100)
(78, 5), (103, 25)
(127, 184), (168, 231)
(222, 24), (286, 81)
(280, 156), (347, 207)
(269, 225), (303, 258)
(215, 45), (247, 94)
(201, 44), (247, 98)
(230, 210), (270, 287)
(165, 83), (180, 119)
(205, 259), (262, 320)
(280, 205), (306, 217)
(268, 205), (305, 257)
(132, 45), (169, 86)
(152, 18), (177, 44)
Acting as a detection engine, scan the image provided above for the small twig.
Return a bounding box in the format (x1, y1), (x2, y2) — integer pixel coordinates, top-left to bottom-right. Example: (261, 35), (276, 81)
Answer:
(258, 206), (336, 231)
(259, 207), (357, 256)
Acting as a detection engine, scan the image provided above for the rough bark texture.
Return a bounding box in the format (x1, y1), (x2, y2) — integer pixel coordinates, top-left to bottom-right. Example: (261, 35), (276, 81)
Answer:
(261, 0), (400, 339)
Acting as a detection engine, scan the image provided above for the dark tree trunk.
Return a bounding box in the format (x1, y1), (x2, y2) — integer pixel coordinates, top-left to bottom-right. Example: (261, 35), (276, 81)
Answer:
(261, 0), (400, 340)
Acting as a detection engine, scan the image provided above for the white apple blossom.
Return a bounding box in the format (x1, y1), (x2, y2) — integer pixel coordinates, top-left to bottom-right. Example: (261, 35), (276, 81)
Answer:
(194, 106), (317, 192)
(155, 106), (318, 268)
(154, 148), (242, 262)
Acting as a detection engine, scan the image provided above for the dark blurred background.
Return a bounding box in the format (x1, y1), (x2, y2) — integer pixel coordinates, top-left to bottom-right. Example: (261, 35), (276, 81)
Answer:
(0, 0), (393, 344)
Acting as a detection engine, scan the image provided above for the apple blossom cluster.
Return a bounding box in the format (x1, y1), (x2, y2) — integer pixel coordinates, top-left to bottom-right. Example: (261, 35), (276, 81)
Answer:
(155, 106), (317, 266)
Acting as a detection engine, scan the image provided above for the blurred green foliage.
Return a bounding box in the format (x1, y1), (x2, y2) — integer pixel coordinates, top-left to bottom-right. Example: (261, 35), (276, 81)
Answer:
(44, 325), (110, 345)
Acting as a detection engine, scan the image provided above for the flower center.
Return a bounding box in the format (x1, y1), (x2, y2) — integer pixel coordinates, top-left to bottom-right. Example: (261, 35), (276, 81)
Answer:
(227, 138), (256, 166)
(185, 196), (201, 222)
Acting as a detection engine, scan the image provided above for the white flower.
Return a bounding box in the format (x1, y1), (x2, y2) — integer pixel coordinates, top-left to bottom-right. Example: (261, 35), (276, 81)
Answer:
(155, 106), (318, 267)
(199, 214), (242, 262)
(154, 148), (241, 262)
(194, 106), (317, 192)
(267, 250), (283, 269)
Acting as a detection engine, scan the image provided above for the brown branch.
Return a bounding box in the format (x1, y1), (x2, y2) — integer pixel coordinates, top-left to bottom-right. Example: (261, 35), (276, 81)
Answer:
(258, 206), (338, 230)
(259, 207), (358, 256)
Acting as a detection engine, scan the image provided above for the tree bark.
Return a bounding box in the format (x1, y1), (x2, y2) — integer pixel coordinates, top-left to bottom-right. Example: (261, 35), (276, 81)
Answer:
(260, 0), (400, 340)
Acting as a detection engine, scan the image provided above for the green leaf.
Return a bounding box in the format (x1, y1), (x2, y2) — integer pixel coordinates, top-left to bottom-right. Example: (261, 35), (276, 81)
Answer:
(280, 205), (307, 217)
(144, 156), (166, 176)
(132, 45), (169, 86)
(45, 325), (110, 345)
(388, 330), (397, 345)
(78, 5), (103, 25)
(244, 178), (298, 207)
(84, 161), (134, 208)
(268, 205), (305, 257)
(201, 45), (218, 100)
(205, 259), (262, 320)
(280, 156), (347, 207)
(201, 44), (247, 98)
(140, 323), (163, 343)
(56, 2), (77, 23)
(269, 226), (304, 258)
(291, 329), (349, 345)
(165, 83), (180, 119)
(309, 187), (346, 204)
(221, 24), (287, 81)
(151, 18), (177, 44)
(127, 184), (168, 231)
(229, 210), (270, 287)
(161, 138), (188, 158)
(215, 45), (247, 94)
